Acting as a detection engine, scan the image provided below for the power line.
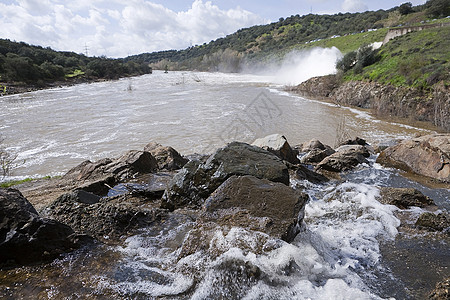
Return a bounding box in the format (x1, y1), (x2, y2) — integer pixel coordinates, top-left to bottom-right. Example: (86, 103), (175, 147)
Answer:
(84, 43), (89, 57)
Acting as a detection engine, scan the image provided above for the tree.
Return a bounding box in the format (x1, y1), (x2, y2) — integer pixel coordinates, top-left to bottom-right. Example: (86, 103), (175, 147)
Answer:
(425, 0), (450, 18)
(399, 2), (414, 15)
(0, 135), (19, 178)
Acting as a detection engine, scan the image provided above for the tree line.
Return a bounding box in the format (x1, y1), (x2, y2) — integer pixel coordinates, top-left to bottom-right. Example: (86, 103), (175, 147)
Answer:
(0, 39), (152, 85)
(126, 0), (449, 72)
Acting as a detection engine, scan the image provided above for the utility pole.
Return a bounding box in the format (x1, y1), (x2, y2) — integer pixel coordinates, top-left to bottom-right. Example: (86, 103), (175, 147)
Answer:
(84, 43), (89, 57)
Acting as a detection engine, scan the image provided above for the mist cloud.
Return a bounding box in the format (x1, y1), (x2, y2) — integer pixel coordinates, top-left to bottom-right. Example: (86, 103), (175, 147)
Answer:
(271, 47), (343, 86)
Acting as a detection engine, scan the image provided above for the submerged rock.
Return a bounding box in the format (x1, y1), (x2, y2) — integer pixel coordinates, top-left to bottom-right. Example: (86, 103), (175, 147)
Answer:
(377, 134), (450, 183)
(144, 142), (188, 170)
(200, 175), (308, 242)
(415, 212), (450, 232)
(379, 187), (435, 209)
(162, 142), (289, 210)
(0, 188), (82, 268)
(252, 134), (299, 164)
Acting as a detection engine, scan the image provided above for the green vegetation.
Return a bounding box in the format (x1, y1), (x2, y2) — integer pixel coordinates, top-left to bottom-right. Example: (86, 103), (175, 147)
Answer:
(300, 29), (388, 53)
(126, 9), (393, 71)
(0, 178), (33, 188)
(126, 0), (449, 80)
(339, 25), (450, 90)
(0, 40), (152, 87)
(0, 176), (53, 188)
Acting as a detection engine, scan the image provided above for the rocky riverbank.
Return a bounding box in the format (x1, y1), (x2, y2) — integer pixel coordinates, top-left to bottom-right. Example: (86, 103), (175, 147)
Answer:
(1, 134), (449, 299)
(289, 75), (450, 132)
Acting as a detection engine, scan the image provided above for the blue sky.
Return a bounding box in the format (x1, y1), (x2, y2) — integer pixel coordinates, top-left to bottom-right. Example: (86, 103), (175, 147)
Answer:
(0, 0), (426, 57)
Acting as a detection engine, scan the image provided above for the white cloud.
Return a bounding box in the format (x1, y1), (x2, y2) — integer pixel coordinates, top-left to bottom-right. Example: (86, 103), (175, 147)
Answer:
(0, 0), (264, 58)
(341, 0), (368, 12)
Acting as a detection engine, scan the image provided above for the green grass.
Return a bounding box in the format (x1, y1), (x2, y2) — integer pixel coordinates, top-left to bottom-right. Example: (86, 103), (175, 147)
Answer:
(344, 24), (450, 89)
(300, 28), (388, 53)
(0, 176), (52, 188)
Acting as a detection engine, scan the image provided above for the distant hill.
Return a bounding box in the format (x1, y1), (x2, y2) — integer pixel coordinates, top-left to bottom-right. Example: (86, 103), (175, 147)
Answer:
(126, 0), (449, 90)
(0, 39), (152, 91)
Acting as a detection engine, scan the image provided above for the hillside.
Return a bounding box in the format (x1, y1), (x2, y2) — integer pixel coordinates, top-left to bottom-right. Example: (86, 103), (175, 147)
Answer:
(126, 0), (449, 76)
(0, 40), (152, 94)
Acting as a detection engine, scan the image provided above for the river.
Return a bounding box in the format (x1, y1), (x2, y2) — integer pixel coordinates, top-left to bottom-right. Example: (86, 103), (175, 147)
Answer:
(0, 71), (448, 299)
(0, 70), (429, 181)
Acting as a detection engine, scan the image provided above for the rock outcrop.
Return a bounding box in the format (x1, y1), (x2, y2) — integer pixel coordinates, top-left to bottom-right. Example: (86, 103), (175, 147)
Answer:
(292, 76), (450, 131)
(377, 134), (450, 183)
(252, 134), (299, 164)
(144, 142), (188, 170)
(0, 188), (82, 268)
(162, 142), (289, 210)
(379, 187), (435, 209)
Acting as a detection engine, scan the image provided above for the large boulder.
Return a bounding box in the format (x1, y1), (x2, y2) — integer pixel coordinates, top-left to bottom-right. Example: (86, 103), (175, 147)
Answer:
(44, 190), (166, 242)
(379, 187), (435, 209)
(162, 142), (290, 210)
(299, 139), (335, 165)
(178, 175), (308, 259)
(315, 145), (369, 172)
(252, 134), (299, 164)
(62, 150), (159, 195)
(199, 176), (308, 242)
(376, 134), (450, 183)
(0, 188), (81, 268)
(144, 142), (188, 170)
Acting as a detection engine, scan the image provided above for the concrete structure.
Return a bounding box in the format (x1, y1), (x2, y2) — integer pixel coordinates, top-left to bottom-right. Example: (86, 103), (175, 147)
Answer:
(383, 22), (450, 44)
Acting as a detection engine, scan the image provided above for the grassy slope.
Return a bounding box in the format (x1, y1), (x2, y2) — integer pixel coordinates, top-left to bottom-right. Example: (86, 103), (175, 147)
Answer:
(345, 25), (450, 89)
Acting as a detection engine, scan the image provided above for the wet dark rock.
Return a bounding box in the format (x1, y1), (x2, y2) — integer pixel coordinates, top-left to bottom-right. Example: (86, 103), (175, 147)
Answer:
(64, 151), (158, 181)
(339, 137), (368, 147)
(300, 139), (330, 152)
(335, 145), (371, 158)
(199, 175), (308, 242)
(144, 142), (188, 170)
(293, 165), (329, 184)
(377, 134), (450, 183)
(298, 139), (335, 165)
(0, 188), (82, 268)
(62, 150), (159, 196)
(162, 142), (289, 210)
(44, 191), (166, 242)
(252, 134), (299, 164)
(415, 212), (450, 232)
(429, 277), (450, 300)
(315, 145), (369, 173)
(379, 187), (435, 209)
(107, 172), (175, 199)
(300, 148), (336, 164)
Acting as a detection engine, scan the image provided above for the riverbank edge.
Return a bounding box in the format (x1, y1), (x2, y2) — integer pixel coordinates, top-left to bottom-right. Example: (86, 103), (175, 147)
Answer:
(288, 75), (450, 133)
(0, 74), (142, 96)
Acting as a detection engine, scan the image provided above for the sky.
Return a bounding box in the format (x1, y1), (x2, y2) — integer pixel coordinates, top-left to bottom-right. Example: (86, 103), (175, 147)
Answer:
(0, 0), (427, 58)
